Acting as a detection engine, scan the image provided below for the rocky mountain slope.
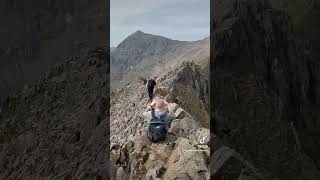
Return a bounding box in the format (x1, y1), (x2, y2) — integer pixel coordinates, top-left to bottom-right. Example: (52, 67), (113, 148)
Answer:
(269, 0), (320, 60)
(0, 0), (107, 100)
(212, 0), (320, 179)
(0, 48), (109, 179)
(110, 60), (276, 180)
(110, 62), (211, 179)
(110, 31), (209, 91)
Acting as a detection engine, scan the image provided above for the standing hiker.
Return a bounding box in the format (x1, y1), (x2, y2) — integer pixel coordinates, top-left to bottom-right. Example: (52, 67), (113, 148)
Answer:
(146, 77), (156, 101)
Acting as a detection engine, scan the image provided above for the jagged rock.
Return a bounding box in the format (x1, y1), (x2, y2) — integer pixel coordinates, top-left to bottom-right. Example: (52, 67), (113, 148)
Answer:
(154, 86), (170, 97)
(169, 116), (198, 138)
(237, 175), (259, 180)
(15, 132), (35, 153)
(163, 137), (209, 180)
(0, 152), (7, 170)
(111, 143), (120, 151)
(212, 0), (320, 178)
(164, 93), (176, 103)
(116, 167), (127, 180)
(145, 160), (165, 179)
(153, 142), (175, 159)
(174, 108), (189, 119)
(118, 150), (126, 164)
(88, 58), (97, 66)
(133, 133), (151, 152)
(0, 48), (109, 179)
(167, 103), (179, 113)
(0, 1), (106, 99)
(300, 154), (320, 179)
(110, 62), (210, 179)
(211, 146), (265, 180)
(136, 76), (147, 85)
(160, 62), (209, 128)
(189, 128), (210, 146)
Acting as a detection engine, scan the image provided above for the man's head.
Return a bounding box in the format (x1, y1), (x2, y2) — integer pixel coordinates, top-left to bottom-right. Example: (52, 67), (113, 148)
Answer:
(150, 98), (168, 110)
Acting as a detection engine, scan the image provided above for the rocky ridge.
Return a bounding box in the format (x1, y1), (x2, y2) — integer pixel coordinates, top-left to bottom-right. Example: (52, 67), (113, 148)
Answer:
(110, 31), (209, 92)
(0, 47), (109, 180)
(110, 60), (275, 180)
(0, 0), (107, 100)
(212, 0), (320, 179)
(110, 62), (211, 179)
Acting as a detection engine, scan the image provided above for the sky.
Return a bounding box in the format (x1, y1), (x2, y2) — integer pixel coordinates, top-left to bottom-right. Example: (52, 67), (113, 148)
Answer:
(110, 0), (210, 47)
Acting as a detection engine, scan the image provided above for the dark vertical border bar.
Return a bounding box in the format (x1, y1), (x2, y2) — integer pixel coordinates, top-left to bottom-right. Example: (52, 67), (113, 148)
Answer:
(210, 0), (214, 178)
(106, 0), (111, 179)
(0, 0), (111, 179)
(105, 0), (111, 179)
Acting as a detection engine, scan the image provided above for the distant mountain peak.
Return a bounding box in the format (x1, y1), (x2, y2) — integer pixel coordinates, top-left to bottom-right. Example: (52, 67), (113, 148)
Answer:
(116, 30), (180, 50)
(130, 30), (146, 37)
(134, 30), (144, 34)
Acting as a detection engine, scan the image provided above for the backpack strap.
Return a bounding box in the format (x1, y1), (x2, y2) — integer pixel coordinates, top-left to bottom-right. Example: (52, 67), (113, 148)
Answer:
(148, 121), (166, 124)
(158, 113), (167, 122)
(151, 107), (155, 118)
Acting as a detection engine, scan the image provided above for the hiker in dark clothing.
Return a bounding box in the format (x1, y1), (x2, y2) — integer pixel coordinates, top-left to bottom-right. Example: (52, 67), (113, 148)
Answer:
(146, 78), (156, 101)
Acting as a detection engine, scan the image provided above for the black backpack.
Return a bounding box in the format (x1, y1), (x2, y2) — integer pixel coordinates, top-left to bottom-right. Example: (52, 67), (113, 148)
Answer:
(147, 108), (167, 143)
(147, 79), (156, 88)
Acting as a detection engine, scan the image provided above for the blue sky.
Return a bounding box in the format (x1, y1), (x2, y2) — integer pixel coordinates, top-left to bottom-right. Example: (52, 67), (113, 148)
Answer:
(110, 0), (210, 47)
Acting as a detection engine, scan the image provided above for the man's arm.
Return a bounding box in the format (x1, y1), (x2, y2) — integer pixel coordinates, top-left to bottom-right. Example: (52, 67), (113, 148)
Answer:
(143, 110), (152, 119)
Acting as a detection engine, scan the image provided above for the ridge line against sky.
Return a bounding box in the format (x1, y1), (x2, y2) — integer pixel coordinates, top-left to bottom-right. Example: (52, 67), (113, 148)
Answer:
(111, 0), (210, 47)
